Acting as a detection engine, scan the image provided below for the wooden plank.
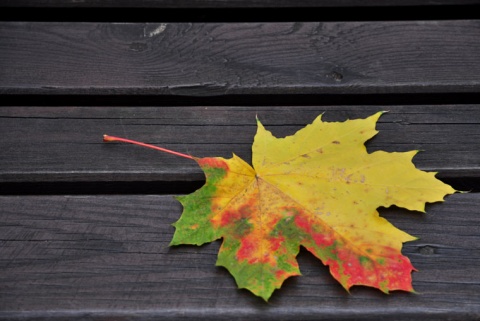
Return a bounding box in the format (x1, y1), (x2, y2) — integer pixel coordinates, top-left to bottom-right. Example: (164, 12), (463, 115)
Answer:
(0, 106), (479, 184)
(1, 21), (480, 96)
(0, 192), (479, 320)
(1, 0), (479, 8)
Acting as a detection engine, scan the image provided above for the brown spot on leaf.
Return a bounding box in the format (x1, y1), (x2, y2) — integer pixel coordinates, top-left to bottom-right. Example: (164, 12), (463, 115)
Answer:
(239, 205), (253, 218)
(332, 141), (340, 144)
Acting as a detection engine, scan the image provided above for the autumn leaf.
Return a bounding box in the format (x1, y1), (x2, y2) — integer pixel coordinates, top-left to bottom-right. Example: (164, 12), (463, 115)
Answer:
(104, 112), (455, 301)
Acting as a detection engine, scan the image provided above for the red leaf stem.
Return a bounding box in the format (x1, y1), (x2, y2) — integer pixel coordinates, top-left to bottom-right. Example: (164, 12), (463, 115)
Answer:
(103, 134), (194, 160)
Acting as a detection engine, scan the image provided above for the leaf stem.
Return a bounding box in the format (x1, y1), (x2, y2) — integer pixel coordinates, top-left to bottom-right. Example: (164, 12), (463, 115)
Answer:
(103, 135), (194, 160)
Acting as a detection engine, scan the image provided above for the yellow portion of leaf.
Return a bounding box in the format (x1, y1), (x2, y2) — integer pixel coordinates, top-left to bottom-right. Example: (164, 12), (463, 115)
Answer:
(252, 111), (454, 267)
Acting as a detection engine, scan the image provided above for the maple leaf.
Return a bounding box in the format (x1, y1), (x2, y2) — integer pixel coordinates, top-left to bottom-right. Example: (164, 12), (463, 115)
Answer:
(104, 112), (455, 301)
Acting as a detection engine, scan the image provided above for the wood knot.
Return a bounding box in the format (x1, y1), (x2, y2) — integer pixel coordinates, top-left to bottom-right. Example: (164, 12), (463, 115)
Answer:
(418, 245), (436, 255)
(326, 71), (343, 82)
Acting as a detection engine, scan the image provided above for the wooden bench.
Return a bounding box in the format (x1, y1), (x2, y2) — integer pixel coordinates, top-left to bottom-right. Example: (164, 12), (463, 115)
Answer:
(1, 1), (479, 320)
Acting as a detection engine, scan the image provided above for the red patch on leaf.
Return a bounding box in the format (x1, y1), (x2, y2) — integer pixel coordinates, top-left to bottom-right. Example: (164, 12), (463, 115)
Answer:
(312, 232), (334, 247)
(237, 237), (257, 263)
(197, 157), (229, 170)
(294, 215), (334, 247)
(218, 204), (254, 227)
(219, 210), (241, 227)
(294, 214), (311, 233)
(269, 235), (285, 252)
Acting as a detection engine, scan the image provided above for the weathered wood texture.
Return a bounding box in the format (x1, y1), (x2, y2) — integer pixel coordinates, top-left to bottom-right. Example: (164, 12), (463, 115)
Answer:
(1, 1), (480, 319)
(1, 0), (479, 8)
(0, 106), (479, 184)
(1, 21), (480, 96)
(1, 193), (479, 320)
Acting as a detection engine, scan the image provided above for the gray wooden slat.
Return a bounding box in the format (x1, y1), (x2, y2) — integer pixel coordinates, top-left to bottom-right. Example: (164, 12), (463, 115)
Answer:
(1, 0), (479, 8)
(1, 21), (480, 96)
(0, 192), (479, 320)
(0, 106), (479, 183)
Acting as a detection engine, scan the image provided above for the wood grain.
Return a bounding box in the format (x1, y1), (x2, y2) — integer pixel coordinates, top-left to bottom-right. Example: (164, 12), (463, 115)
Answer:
(1, 1), (479, 319)
(0, 193), (478, 320)
(0, 106), (479, 184)
(1, 21), (480, 96)
(1, 0), (479, 8)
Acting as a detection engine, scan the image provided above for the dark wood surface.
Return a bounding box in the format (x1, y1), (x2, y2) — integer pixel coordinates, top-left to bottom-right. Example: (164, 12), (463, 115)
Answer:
(1, 21), (480, 96)
(1, 193), (479, 320)
(0, 106), (479, 183)
(1, 0), (479, 8)
(1, 1), (480, 320)
(1, 106), (479, 320)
